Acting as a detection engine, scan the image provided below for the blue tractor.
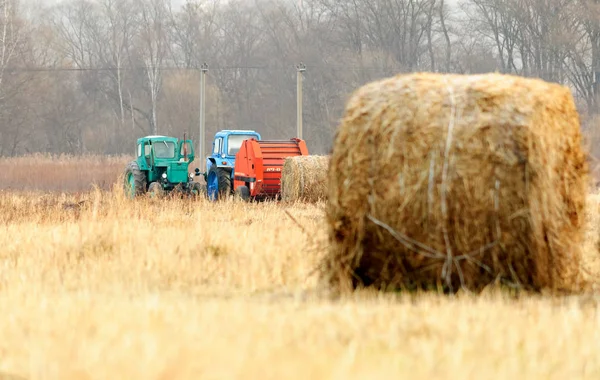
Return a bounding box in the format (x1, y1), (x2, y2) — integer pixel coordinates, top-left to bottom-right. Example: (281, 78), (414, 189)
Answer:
(200, 129), (262, 200)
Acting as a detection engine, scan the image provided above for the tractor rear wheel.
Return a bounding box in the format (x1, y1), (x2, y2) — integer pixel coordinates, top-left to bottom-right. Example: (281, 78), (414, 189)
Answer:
(123, 161), (147, 198)
(207, 165), (232, 201)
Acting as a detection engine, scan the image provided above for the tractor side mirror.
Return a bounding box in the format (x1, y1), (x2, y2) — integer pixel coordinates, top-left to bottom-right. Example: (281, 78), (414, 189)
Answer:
(194, 168), (200, 176)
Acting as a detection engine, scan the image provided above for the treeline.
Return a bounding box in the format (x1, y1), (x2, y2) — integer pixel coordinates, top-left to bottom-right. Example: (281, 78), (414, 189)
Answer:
(0, 0), (599, 156)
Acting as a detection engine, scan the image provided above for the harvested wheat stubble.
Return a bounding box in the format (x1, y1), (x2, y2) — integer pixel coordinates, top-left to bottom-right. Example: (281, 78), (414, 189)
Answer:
(323, 72), (590, 294)
(281, 155), (329, 202)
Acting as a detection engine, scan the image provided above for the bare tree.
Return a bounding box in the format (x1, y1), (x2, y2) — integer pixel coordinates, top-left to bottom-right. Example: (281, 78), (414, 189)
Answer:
(0, 0), (41, 156)
(100, 0), (137, 127)
(0, 0), (21, 89)
(577, 0), (600, 113)
(169, 0), (220, 69)
(136, 0), (168, 135)
(8, 0), (600, 156)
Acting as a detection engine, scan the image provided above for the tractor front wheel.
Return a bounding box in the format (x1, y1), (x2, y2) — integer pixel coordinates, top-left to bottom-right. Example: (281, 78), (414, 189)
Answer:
(147, 182), (165, 199)
(207, 166), (232, 201)
(190, 182), (206, 199)
(123, 161), (147, 199)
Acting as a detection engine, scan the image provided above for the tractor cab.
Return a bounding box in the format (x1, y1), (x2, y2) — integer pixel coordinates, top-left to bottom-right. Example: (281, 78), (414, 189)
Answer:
(209, 130), (261, 161)
(138, 137), (177, 167)
(136, 135), (195, 178)
(205, 130), (261, 200)
(123, 134), (204, 198)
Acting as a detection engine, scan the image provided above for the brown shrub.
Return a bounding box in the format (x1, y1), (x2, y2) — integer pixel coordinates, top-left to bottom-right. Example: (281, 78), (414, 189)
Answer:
(322, 72), (590, 294)
(0, 153), (133, 193)
(281, 155), (329, 203)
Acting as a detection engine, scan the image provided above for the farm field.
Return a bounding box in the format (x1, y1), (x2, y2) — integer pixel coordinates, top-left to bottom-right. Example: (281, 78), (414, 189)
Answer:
(1, 156), (600, 379)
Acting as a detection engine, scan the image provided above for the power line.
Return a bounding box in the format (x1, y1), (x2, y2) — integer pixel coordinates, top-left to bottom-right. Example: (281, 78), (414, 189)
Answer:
(3, 65), (269, 72)
(2, 64), (402, 72)
(6, 63), (581, 83)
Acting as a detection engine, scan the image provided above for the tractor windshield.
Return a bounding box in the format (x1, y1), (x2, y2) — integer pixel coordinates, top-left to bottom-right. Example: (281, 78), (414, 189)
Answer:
(227, 134), (257, 156)
(153, 141), (176, 159)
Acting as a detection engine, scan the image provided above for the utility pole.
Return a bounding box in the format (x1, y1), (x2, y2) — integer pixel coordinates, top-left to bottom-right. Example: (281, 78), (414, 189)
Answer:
(595, 70), (600, 114)
(296, 62), (306, 140)
(199, 62), (208, 171)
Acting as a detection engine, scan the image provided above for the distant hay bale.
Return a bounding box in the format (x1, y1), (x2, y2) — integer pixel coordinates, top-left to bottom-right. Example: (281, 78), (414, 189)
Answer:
(322, 72), (590, 294)
(281, 155), (329, 202)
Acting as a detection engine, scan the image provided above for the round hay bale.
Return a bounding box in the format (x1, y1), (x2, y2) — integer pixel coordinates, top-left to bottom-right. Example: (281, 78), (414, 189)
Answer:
(323, 72), (590, 294)
(281, 155), (329, 203)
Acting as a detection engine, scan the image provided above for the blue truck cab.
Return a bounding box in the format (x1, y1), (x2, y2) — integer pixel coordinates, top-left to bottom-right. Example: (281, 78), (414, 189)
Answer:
(204, 129), (261, 200)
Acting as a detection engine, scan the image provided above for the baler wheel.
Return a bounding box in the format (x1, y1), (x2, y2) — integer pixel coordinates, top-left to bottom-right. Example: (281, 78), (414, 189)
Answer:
(123, 161), (147, 199)
(235, 185), (251, 201)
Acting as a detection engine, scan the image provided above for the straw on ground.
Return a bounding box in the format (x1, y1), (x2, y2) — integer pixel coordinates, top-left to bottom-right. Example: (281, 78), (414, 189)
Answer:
(0, 186), (599, 379)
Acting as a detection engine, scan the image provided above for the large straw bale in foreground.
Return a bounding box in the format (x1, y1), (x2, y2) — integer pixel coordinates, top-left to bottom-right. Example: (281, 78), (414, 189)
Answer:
(281, 155), (329, 202)
(323, 72), (590, 293)
(582, 191), (600, 284)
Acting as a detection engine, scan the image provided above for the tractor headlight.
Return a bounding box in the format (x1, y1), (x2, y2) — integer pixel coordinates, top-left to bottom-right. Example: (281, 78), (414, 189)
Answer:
(161, 173), (167, 179)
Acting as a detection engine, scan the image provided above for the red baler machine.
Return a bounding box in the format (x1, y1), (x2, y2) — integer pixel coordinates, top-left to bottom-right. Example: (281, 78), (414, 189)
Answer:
(233, 138), (309, 200)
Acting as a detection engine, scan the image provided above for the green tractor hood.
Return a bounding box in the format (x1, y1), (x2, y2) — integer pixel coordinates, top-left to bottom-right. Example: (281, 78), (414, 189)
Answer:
(165, 161), (190, 183)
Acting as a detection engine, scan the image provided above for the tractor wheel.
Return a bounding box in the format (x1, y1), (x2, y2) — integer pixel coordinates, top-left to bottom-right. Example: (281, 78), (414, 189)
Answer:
(190, 182), (206, 199)
(234, 185), (251, 202)
(207, 165), (232, 201)
(123, 161), (147, 199)
(147, 182), (165, 199)
(170, 183), (185, 199)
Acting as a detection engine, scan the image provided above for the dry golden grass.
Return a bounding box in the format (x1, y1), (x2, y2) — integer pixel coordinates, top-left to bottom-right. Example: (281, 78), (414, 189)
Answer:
(0, 182), (600, 378)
